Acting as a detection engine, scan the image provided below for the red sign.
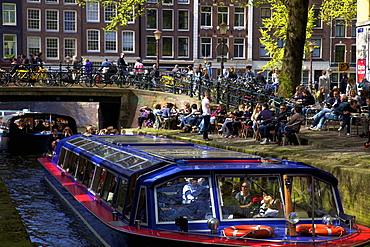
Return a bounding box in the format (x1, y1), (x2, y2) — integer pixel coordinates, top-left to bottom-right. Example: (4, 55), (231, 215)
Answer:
(357, 59), (366, 83)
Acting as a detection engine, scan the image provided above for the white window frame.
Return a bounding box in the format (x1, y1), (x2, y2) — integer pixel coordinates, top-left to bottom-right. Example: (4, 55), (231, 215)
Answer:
(3, 34), (17, 58)
(200, 6), (212, 28)
(64, 10), (76, 32)
(46, 9), (59, 32)
(122, 31), (135, 53)
(27, 37), (41, 58)
(178, 37), (189, 58)
(335, 19), (346, 38)
(86, 1), (99, 22)
(200, 37), (212, 58)
(27, 8), (41, 31)
(64, 38), (77, 58)
(334, 44), (346, 63)
(46, 37), (59, 60)
(313, 9), (322, 29)
(162, 9), (173, 31)
(87, 29), (100, 52)
(310, 39), (322, 58)
(27, 0), (40, 2)
(146, 36), (156, 57)
(217, 6), (228, 25)
(64, 0), (76, 4)
(233, 38), (245, 59)
(162, 0), (173, 5)
(104, 3), (117, 23)
(178, 9), (189, 31)
(234, 7), (245, 30)
(146, 8), (157, 30)
(162, 36), (174, 58)
(104, 31), (117, 53)
(3, 3), (16, 25)
(46, 0), (59, 4)
(178, 0), (189, 3)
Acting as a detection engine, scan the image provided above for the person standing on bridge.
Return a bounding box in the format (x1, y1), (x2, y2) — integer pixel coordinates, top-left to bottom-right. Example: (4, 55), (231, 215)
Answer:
(117, 53), (128, 75)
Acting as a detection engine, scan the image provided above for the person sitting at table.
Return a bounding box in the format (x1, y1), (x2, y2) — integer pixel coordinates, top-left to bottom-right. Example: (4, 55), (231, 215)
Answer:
(277, 105), (305, 142)
(258, 103), (276, 145)
(337, 99), (361, 137)
(224, 104), (246, 138)
(259, 104), (287, 145)
(180, 104), (201, 133)
(348, 89), (361, 103)
(162, 102), (178, 129)
(251, 104), (263, 141)
(137, 105), (152, 129)
(308, 94), (347, 131)
(314, 86), (326, 104)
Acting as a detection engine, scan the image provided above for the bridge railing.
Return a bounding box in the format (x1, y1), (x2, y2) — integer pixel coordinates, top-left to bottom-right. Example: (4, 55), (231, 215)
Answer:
(0, 63), (285, 110)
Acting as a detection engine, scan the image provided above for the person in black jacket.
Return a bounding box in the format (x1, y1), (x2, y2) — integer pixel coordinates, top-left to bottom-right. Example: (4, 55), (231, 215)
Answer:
(259, 105), (287, 145)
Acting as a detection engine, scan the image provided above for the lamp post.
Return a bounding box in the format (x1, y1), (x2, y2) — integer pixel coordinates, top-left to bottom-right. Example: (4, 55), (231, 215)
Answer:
(219, 22), (228, 78)
(153, 30), (162, 69)
(308, 42), (315, 86)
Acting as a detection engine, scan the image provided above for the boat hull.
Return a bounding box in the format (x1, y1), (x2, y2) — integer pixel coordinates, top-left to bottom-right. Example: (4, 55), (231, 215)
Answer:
(40, 156), (370, 247)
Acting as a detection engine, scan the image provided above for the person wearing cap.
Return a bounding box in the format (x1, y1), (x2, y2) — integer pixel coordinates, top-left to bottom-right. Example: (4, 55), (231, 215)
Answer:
(182, 178), (204, 204)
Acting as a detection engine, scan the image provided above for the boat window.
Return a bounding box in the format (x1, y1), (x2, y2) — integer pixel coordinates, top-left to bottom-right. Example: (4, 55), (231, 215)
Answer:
(156, 177), (212, 222)
(290, 176), (338, 218)
(82, 161), (96, 188)
(116, 178), (128, 212)
(101, 172), (117, 204)
(57, 147), (67, 167)
(91, 167), (107, 195)
(104, 152), (130, 163)
(67, 137), (85, 144)
(64, 152), (79, 177)
(76, 157), (88, 182)
(135, 187), (148, 224)
(217, 176), (282, 220)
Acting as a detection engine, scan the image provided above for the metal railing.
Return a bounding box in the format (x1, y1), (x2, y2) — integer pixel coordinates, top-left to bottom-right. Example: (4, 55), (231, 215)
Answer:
(0, 63), (285, 110)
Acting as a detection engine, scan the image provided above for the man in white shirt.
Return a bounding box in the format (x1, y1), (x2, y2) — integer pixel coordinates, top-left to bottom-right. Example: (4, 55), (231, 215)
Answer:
(201, 92), (215, 141)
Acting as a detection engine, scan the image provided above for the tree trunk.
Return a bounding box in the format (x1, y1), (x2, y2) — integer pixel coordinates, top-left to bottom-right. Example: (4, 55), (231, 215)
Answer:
(279, 0), (310, 97)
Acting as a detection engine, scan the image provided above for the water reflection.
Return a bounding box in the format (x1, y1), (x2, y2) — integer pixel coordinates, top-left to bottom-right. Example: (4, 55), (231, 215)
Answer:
(0, 150), (102, 247)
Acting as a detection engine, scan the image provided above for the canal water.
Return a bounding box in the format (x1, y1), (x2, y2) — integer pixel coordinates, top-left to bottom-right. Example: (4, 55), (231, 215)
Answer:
(0, 150), (103, 247)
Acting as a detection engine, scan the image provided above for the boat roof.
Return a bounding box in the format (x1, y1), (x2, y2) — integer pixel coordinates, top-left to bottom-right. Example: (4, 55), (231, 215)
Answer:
(57, 134), (338, 185)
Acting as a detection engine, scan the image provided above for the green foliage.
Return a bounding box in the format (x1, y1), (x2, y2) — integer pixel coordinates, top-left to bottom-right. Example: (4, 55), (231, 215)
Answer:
(4, 54), (15, 59)
(320, 0), (357, 25)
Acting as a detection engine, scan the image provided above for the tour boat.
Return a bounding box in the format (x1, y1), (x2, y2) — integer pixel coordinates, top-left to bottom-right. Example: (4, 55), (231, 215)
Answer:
(0, 111), (77, 153)
(38, 134), (370, 246)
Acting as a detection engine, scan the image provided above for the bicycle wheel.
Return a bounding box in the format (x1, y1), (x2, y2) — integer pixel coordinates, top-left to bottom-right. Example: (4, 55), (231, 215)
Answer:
(40, 72), (55, 86)
(0, 73), (10, 87)
(56, 72), (73, 87)
(14, 74), (28, 87)
(84, 76), (95, 87)
(93, 73), (107, 88)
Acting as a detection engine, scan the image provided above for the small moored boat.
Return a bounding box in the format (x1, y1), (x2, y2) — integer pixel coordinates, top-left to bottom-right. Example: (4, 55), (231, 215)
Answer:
(38, 134), (370, 246)
(0, 111), (77, 153)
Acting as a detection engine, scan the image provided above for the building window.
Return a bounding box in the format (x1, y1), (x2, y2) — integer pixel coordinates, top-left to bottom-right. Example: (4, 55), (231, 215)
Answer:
(200, 6), (212, 27)
(260, 8), (271, 26)
(313, 9), (322, 29)
(233, 38), (244, 58)
(178, 10), (189, 30)
(46, 10), (59, 31)
(351, 19), (356, 37)
(147, 0), (157, 2)
(122, 31), (134, 52)
(87, 30), (100, 52)
(178, 0), (189, 3)
(334, 45), (345, 62)
(27, 0), (40, 2)
(350, 45), (356, 63)
(217, 7), (228, 25)
(162, 37), (173, 57)
(64, 11), (76, 32)
(105, 31), (117, 52)
(86, 1), (99, 22)
(3, 3), (16, 25)
(64, 0), (76, 3)
(335, 19), (345, 37)
(46, 0), (58, 3)
(146, 37), (156, 56)
(27, 9), (41, 31)
(146, 9), (157, 30)
(234, 7), (245, 28)
(260, 42), (269, 57)
(3, 35), (17, 58)
(178, 37), (188, 57)
(200, 37), (211, 58)
(163, 0), (173, 4)
(46, 38), (59, 59)
(64, 38), (76, 58)
(104, 4), (116, 22)
(162, 10), (173, 30)
(27, 37), (41, 57)
(310, 39), (321, 58)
